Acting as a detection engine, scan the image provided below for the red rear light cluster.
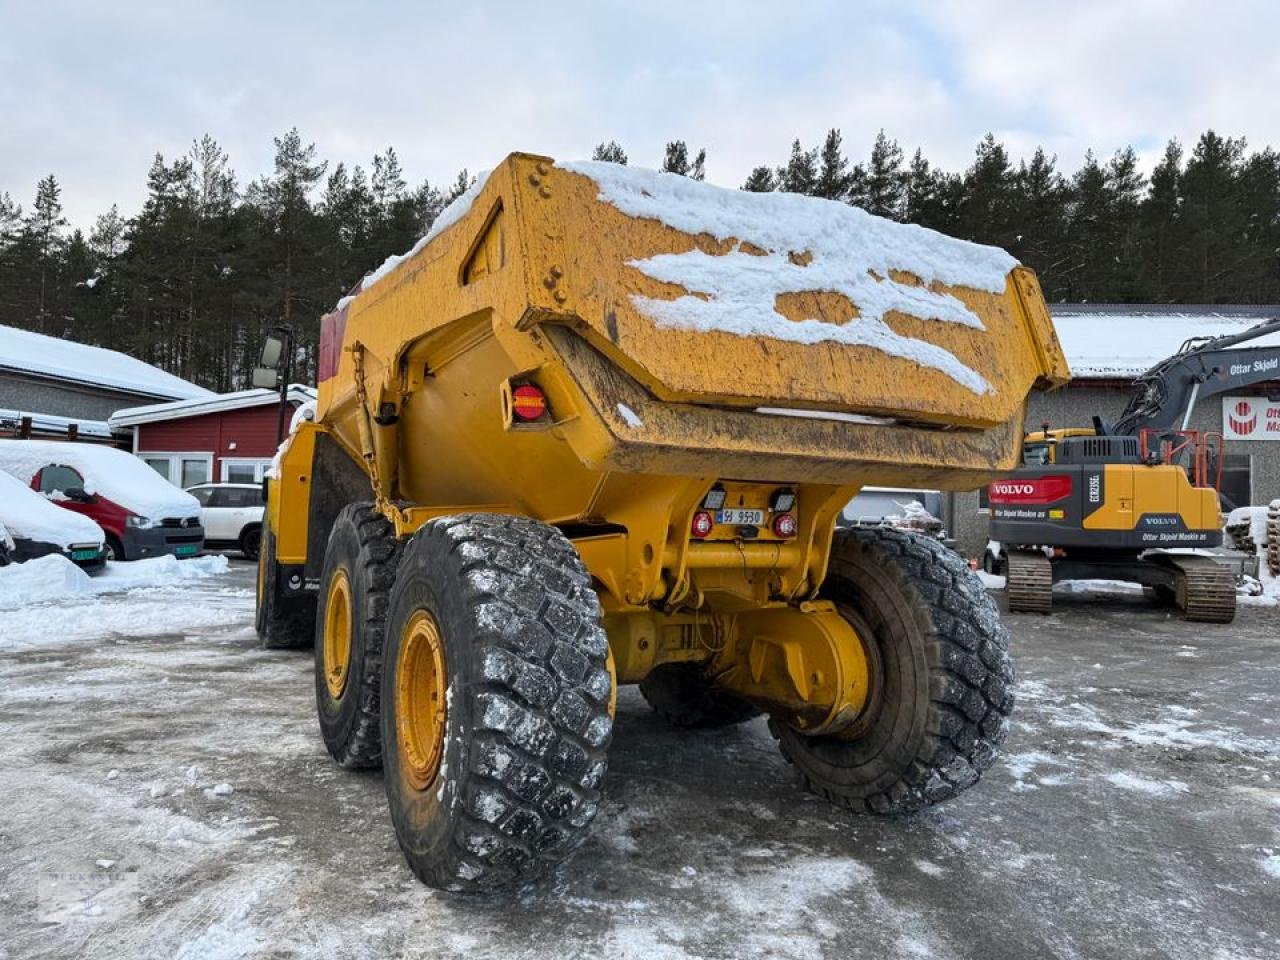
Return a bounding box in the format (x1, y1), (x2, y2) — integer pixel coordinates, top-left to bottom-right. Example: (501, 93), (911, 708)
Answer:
(511, 384), (548, 422)
(691, 510), (715, 538)
(772, 513), (797, 538)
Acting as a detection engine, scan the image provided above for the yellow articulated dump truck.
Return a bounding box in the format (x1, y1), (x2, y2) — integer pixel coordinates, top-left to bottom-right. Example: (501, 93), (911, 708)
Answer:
(257, 152), (1069, 891)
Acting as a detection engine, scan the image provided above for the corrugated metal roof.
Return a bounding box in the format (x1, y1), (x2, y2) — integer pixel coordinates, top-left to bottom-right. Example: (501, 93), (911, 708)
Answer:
(1047, 304), (1280, 379)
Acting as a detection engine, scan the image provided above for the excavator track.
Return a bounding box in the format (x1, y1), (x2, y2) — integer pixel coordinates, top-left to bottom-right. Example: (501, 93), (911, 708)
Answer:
(1150, 553), (1237, 623)
(1006, 550), (1053, 614)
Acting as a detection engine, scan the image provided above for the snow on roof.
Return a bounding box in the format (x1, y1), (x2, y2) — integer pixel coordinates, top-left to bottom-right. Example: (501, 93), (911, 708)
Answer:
(108, 384), (317, 428)
(0, 324), (213, 401)
(0, 408), (115, 440)
(0, 440), (200, 519)
(561, 160), (1019, 395)
(0, 469), (104, 550)
(1049, 304), (1280, 379)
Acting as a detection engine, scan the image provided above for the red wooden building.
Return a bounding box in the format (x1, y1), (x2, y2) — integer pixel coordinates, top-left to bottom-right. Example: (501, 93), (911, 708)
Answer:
(107, 386), (315, 488)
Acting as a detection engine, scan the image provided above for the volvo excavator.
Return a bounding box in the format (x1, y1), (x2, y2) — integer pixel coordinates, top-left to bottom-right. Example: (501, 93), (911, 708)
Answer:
(990, 317), (1280, 622)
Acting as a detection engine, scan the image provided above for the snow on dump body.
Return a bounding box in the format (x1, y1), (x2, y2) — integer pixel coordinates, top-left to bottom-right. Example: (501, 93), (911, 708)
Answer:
(0, 470), (103, 549)
(338, 171), (494, 310)
(0, 440), (200, 519)
(560, 161), (1019, 395)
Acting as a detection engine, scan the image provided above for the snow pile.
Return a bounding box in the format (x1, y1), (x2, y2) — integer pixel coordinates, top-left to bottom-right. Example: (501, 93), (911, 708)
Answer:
(562, 160), (1018, 395)
(0, 553), (228, 611)
(885, 499), (944, 536)
(0, 440), (200, 520)
(1224, 506), (1269, 553)
(0, 323), (212, 400)
(0, 470), (103, 548)
(339, 170), (492, 310)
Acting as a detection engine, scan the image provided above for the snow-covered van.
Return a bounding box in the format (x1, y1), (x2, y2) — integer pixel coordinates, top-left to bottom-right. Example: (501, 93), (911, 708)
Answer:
(0, 469), (106, 568)
(0, 440), (204, 561)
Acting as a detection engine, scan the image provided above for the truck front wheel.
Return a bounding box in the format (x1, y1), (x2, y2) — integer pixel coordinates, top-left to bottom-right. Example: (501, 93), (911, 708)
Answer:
(380, 514), (613, 892)
(772, 527), (1013, 815)
(256, 525), (315, 649)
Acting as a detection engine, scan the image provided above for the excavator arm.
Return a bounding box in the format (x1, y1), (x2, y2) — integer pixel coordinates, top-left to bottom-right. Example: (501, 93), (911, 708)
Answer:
(1112, 318), (1280, 435)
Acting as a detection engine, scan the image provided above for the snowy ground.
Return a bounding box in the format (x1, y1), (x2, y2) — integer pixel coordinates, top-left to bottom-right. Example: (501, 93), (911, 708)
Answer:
(2, 562), (1278, 959)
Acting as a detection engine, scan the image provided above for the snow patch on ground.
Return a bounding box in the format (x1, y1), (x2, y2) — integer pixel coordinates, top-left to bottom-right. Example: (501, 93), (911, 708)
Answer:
(1103, 772), (1189, 796)
(562, 160), (1016, 394)
(1261, 854), (1280, 880)
(0, 553), (228, 613)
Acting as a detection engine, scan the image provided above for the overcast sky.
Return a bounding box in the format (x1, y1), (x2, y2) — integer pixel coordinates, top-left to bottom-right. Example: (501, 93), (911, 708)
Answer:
(3, 0), (1279, 228)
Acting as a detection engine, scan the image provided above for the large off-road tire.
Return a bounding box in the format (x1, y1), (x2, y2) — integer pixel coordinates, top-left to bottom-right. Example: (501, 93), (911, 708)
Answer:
(639, 662), (762, 729)
(380, 514), (613, 892)
(315, 503), (402, 768)
(256, 525), (315, 649)
(773, 527), (1013, 816)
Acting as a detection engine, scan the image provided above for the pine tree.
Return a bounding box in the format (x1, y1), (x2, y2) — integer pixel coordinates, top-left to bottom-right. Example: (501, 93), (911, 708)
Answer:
(959, 134), (1017, 248)
(741, 166), (777, 192)
(1138, 139), (1184, 301)
(1178, 131), (1247, 302)
(591, 141), (628, 165)
(689, 147), (706, 181)
(1008, 148), (1069, 296)
(863, 130), (905, 219)
(778, 139), (818, 194)
(24, 175), (68, 331)
(813, 129), (850, 201)
(1104, 147), (1146, 299)
(661, 141), (689, 176)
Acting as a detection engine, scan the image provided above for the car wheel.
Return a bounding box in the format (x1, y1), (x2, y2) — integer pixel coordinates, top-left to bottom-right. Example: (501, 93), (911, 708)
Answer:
(104, 535), (124, 562)
(241, 525), (263, 561)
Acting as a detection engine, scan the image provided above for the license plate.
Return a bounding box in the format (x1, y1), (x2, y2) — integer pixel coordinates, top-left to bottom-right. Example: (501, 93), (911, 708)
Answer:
(717, 508), (765, 526)
(71, 549), (99, 561)
(175, 544), (199, 556)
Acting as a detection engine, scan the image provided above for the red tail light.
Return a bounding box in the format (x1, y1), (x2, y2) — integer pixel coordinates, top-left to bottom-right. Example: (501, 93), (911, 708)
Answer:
(512, 384), (548, 421)
(691, 510), (714, 538)
(772, 513), (797, 538)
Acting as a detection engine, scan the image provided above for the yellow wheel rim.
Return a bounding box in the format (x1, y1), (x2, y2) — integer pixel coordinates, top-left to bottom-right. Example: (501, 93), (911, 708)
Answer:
(322, 569), (353, 700)
(396, 609), (448, 792)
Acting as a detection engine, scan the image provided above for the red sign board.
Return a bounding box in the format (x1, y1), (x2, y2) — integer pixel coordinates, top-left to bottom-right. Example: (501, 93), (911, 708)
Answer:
(988, 475), (1073, 505)
(1222, 396), (1280, 441)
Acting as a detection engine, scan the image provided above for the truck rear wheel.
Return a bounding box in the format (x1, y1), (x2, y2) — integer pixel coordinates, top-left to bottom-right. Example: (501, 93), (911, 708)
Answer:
(640, 663), (762, 728)
(380, 514), (613, 892)
(772, 527), (1013, 816)
(256, 525), (315, 649)
(314, 504), (402, 768)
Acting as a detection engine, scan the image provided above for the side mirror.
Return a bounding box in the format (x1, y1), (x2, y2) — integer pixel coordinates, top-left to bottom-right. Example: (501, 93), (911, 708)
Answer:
(252, 366), (279, 389)
(258, 336), (284, 369)
(64, 487), (96, 504)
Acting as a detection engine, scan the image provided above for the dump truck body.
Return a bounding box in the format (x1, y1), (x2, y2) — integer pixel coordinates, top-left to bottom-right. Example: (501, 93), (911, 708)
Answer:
(261, 153), (1068, 891)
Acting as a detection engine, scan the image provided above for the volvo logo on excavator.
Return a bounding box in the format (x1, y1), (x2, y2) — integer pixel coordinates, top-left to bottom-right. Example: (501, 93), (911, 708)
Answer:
(988, 475), (1072, 504)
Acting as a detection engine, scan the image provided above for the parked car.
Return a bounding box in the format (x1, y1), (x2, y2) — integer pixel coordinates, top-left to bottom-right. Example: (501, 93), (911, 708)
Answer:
(0, 440), (204, 561)
(186, 482), (264, 559)
(0, 468), (106, 569)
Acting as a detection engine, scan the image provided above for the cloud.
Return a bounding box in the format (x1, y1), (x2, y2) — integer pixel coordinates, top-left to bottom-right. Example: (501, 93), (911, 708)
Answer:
(1, 0), (1278, 227)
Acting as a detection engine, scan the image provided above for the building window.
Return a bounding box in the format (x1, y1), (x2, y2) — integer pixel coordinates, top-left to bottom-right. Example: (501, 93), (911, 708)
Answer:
(1220, 453), (1252, 510)
(138, 453), (213, 489)
(221, 459), (273, 483)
